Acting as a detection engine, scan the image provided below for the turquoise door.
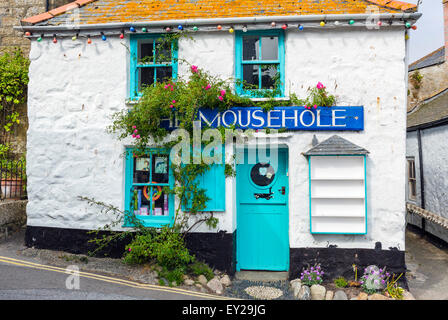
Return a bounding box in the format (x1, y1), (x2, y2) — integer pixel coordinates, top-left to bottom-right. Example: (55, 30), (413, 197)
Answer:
(236, 147), (289, 271)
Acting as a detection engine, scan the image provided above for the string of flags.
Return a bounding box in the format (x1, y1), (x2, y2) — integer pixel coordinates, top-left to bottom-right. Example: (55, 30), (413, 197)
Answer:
(23, 20), (417, 44)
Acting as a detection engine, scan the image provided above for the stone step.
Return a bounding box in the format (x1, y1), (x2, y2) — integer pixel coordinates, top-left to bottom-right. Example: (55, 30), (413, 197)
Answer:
(235, 271), (289, 282)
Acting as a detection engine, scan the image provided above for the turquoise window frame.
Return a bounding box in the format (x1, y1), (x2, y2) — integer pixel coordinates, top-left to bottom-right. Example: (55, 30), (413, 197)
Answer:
(123, 148), (175, 228)
(308, 154), (367, 235)
(182, 144), (226, 212)
(235, 30), (285, 97)
(129, 34), (178, 100)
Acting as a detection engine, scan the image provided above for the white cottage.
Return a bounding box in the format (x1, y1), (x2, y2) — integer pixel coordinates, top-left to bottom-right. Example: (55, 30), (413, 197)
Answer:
(18, 0), (421, 278)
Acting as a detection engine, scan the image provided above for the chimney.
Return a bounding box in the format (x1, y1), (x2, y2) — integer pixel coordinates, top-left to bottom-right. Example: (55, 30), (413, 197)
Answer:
(444, 0), (448, 61)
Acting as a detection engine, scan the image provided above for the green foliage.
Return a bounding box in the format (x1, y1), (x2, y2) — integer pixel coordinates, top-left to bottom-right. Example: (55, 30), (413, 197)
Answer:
(384, 273), (404, 300)
(360, 265), (387, 294)
(188, 261), (214, 281)
(303, 82), (336, 107)
(0, 48), (29, 157)
(334, 276), (348, 288)
(300, 264), (324, 286)
(0, 48), (29, 108)
(411, 71), (423, 90)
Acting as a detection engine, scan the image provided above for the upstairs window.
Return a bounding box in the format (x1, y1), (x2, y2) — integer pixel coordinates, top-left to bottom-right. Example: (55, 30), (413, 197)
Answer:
(235, 30), (285, 97)
(130, 35), (178, 99)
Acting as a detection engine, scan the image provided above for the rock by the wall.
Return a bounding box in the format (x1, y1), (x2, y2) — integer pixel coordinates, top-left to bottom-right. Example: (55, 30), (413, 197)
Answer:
(0, 200), (27, 237)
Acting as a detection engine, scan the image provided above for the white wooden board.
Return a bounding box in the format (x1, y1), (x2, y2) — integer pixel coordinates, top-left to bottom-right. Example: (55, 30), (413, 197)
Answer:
(310, 156), (366, 234)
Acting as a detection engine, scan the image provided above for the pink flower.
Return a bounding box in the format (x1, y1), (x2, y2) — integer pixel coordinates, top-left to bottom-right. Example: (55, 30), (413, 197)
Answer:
(172, 100), (176, 104)
(134, 129), (138, 134)
(132, 134), (136, 138)
(132, 125), (136, 129)
(164, 84), (169, 89)
(220, 89), (226, 96)
(313, 105), (317, 109)
(218, 96), (223, 101)
(304, 105), (308, 109)
(191, 65), (198, 73)
(128, 248), (132, 252)
(170, 104), (174, 108)
(136, 135), (140, 139)
(205, 84), (211, 90)
(317, 82), (324, 90)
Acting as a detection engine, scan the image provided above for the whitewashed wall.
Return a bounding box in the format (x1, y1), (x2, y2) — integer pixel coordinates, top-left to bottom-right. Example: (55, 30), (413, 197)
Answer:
(27, 27), (408, 250)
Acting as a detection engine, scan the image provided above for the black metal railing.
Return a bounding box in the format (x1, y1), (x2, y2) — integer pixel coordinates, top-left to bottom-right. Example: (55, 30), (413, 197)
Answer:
(0, 158), (26, 200)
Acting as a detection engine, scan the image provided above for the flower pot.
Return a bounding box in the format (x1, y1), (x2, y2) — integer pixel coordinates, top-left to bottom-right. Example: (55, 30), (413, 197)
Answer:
(1, 178), (24, 199)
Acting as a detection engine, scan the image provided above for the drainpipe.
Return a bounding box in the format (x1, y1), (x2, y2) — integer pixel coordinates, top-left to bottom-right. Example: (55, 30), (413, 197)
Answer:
(417, 129), (425, 232)
(46, 0), (50, 12)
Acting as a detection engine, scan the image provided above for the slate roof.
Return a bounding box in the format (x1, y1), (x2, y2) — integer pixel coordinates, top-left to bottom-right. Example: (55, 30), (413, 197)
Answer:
(407, 88), (448, 129)
(409, 47), (445, 72)
(22, 0), (418, 26)
(304, 135), (369, 156)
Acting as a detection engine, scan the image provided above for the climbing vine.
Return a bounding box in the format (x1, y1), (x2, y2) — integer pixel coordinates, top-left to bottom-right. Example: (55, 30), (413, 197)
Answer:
(84, 33), (339, 279)
(0, 48), (29, 158)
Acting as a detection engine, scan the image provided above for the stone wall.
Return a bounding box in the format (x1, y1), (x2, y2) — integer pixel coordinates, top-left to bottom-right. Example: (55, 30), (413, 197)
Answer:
(0, 1), (72, 157)
(0, 0), (71, 53)
(408, 62), (448, 112)
(0, 200), (27, 238)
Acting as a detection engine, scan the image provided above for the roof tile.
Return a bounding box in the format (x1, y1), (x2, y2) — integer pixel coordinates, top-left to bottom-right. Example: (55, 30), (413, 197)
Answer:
(49, 2), (80, 17)
(22, 0), (418, 26)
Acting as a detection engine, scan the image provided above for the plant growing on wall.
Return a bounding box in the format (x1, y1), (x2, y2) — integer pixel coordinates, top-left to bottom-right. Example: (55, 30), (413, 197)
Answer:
(0, 48), (29, 159)
(85, 33), (339, 283)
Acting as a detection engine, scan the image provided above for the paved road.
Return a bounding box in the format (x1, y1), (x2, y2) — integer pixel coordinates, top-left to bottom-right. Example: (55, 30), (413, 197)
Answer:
(0, 255), (224, 300)
(0, 230), (227, 300)
(406, 227), (448, 300)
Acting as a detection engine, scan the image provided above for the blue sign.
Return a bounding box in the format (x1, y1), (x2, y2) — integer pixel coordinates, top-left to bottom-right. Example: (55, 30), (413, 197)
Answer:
(162, 106), (364, 131)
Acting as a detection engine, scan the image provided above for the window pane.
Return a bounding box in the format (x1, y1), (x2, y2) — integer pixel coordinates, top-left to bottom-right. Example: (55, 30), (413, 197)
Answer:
(133, 156), (151, 183)
(139, 40), (154, 63)
(261, 36), (278, 60)
(261, 64), (278, 89)
(139, 68), (154, 90)
(132, 186), (152, 216)
(243, 64), (259, 89)
(243, 36), (259, 61)
(152, 154), (169, 184)
(153, 190), (169, 216)
(156, 67), (173, 83)
(155, 40), (172, 63)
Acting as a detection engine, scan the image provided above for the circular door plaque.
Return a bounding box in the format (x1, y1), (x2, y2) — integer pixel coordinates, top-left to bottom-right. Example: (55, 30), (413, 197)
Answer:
(250, 163), (276, 187)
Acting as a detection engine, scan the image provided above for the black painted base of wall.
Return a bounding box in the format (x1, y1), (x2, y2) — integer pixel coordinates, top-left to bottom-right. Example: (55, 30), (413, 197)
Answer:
(289, 247), (407, 287)
(26, 225), (407, 283)
(25, 226), (235, 274)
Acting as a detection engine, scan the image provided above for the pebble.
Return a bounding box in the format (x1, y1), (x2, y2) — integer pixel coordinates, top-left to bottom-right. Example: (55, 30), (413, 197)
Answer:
(207, 277), (224, 294)
(368, 293), (389, 300)
(198, 275), (208, 285)
(220, 275), (232, 287)
(333, 290), (348, 300)
(356, 292), (368, 300)
(184, 279), (195, 286)
(297, 285), (311, 300)
(310, 284), (326, 300)
(244, 286), (283, 300)
(325, 290), (334, 300)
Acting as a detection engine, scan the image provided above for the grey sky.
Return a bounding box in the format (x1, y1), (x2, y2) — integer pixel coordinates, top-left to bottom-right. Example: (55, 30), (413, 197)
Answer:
(406, 0), (444, 63)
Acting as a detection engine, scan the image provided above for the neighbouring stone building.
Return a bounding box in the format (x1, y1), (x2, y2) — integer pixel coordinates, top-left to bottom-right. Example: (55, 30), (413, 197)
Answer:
(1, 0), (72, 53)
(19, 0), (420, 278)
(1, 1), (72, 157)
(406, 0), (448, 243)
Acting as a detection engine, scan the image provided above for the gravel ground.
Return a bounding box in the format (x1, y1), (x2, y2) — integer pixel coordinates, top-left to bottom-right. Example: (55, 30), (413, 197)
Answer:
(224, 280), (294, 300)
